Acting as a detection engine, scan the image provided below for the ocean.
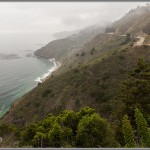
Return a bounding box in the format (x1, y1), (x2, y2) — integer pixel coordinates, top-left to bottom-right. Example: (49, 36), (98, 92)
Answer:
(0, 32), (56, 117)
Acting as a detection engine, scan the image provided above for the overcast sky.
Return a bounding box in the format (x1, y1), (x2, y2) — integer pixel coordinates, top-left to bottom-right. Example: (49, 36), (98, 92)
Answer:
(0, 2), (149, 34)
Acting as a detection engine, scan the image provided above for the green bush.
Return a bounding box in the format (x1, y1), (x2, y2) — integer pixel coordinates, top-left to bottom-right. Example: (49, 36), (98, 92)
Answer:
(18, 107), (118, 148)
(48, 122), (64, 147)
(76, 113), (118, 147)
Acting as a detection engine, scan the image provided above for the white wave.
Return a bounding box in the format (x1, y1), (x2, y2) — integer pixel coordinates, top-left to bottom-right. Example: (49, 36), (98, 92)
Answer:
(35, 77), (42, 83)
(35, 58), (61, 83)
(0, 105), (5, 113)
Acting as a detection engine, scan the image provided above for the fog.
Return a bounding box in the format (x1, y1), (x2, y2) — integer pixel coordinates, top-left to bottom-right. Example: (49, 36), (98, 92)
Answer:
(0, 2), (149, 54)
(0, 2), (149, 33)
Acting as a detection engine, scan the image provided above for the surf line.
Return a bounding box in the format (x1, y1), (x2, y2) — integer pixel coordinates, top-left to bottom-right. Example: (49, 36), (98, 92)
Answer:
(35, 58), (61, 83)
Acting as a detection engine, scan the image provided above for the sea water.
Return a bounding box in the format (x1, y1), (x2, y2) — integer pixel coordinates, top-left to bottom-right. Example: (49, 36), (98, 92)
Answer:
(0, 32), (56, 117)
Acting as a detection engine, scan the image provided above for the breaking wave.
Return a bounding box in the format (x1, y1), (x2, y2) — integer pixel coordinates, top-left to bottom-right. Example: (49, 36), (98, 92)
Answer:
(35, 58), (61, 83)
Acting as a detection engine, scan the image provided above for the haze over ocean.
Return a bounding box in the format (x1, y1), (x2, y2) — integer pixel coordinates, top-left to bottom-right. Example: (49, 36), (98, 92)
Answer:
(0, 32), (55, 117)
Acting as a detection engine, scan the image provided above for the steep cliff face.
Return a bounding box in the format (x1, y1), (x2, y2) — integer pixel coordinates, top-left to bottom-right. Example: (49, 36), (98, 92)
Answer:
(34, 25), (105, 60)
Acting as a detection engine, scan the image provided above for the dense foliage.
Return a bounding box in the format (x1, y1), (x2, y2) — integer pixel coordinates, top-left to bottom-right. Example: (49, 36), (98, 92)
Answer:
(122, 108), (150, 147)
(1, 58), (150, 148)
(119, 59), (150, 124)
(18, 107), (118, 148)
(122, 114), (135, 147)
(135, 108), (150, 147)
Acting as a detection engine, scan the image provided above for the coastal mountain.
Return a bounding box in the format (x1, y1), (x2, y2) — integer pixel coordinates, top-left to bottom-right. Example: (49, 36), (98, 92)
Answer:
(34, 24), (106, 60)
(35, 4), (150, 62)
(2, 4), (150, 127)
(53, 30), (80, 39)
(113, 4), (150, 35)
(1, 4), (150, 147)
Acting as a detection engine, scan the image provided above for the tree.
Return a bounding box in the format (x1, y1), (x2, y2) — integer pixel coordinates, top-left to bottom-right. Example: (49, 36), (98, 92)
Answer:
(90, 47), (96, 55)
(77, 107), (96, 119)
(20, 123), (37, 146)
(41, 115), (56, 132)
(119, 59), (150, 124)
(122, 114), (135, 147)
(76, 113), (118, 147)
(62, 127), (74, 147)
(135, 108), (150, 147)
(48, 122), (64, 147)
(32, 132), (47, 148)
(121, 33), (131, 45)
(58, 110), (78, 133)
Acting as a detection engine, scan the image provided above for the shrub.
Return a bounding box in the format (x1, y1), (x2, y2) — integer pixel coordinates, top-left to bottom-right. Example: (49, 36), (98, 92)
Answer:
(119, 55), (125, 60)
(80, 51), (85, 56)
(76, 113), (118, 147)
(102, 72), (110, 80)
(42, 89), (52, 97)
(90, 47), (96, 55)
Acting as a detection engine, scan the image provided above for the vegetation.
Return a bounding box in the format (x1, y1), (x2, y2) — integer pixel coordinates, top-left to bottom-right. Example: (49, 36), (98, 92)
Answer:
(1, 57), (150, 147)
(122, 114), (135, 147)
(144, 35), (150, 45)
(142, 22), (150, 34)
(16, 107), (118, 148)
(119, 59), (150, 124)
(135, 108), (150, 147)
(1, 4), (150, 148)
(122, 108), (150, 147)
(121, 33), (132, 45)
(80, 51), (85, 56)
(2, 106), (150, 148)
(90, 47), (96, 55)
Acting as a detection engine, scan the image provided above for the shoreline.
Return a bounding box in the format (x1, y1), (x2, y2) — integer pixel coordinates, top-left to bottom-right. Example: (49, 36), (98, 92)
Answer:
(34, 58), (61, 84)
(0, 57), (61, 118)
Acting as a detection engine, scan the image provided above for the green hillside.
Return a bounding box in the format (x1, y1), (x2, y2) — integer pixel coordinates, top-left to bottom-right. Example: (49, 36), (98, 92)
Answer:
(34, 25), (105, 60)
(1, 33), (133, 125)
(1, 4), (150, 148)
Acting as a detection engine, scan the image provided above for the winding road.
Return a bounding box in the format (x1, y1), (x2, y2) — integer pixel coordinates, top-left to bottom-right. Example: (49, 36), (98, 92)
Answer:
(134, 36), (145, 46)
(106, 32), (149, 47)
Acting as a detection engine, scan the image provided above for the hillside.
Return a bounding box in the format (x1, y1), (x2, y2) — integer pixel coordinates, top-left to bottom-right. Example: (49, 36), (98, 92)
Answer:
(35, 5), (150, 62)
(1, 4), (150, 127)
(1, 4), (150, 147)
(34, 24), (105, 60)
(113, 4), (150, 35)
(2, 37), (150, 127)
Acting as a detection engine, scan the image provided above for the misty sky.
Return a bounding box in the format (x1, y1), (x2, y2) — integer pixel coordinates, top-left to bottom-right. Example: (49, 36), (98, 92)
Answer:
(0, 2), (149, 34)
